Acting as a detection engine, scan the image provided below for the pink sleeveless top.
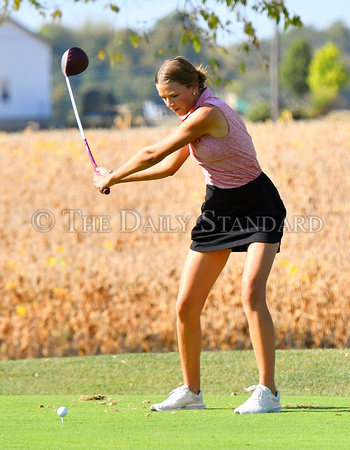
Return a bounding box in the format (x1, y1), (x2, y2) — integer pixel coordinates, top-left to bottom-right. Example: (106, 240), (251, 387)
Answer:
(182, 88), (262, 188)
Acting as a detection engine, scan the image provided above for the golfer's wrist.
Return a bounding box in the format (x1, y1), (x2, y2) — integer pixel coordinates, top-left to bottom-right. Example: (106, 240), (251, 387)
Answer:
(108, 170), (119, 185)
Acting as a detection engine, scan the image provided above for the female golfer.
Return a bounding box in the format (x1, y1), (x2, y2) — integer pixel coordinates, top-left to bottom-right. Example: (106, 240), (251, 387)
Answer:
(94, 56), (286, 414)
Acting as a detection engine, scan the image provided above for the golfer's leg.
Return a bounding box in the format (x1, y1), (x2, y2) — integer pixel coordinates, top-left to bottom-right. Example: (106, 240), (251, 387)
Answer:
(177, 248), (232, 394)
(241, 242), (279, 393)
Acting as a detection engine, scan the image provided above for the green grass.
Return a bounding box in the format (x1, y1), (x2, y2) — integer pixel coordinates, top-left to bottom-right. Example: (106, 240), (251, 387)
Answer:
(1, 349), (350, 396)
(1, 395), (349, 449)
(0, 350), (349, 449)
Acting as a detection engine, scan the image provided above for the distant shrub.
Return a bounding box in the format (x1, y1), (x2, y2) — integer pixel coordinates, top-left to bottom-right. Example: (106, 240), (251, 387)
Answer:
(247, 102), (271, 122)
(281, 38), (312, 97)
(290, 106), (310, 120)
(280, 107), (310, 122)
(310, 88), (338, 115)
(308, 43), (349, 115)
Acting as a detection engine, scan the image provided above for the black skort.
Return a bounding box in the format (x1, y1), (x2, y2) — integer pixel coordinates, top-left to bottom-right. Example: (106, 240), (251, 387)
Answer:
(191, 172), (287, 253)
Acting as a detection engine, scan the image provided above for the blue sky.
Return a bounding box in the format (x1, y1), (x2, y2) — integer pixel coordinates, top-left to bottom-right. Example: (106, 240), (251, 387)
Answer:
(10, 0), (350, 43)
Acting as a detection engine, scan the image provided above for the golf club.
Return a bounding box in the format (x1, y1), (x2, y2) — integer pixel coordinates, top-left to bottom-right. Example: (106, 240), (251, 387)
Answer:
(61, 47), (110, 195)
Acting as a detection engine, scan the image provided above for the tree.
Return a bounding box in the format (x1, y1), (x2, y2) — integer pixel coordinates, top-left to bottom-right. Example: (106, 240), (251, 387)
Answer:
(1, 0), (302, 58)
(39, 15), (218, 122)
(280, 38), (312, 97)
(326, 21), (350, 54)
(307, 42), (349, 113)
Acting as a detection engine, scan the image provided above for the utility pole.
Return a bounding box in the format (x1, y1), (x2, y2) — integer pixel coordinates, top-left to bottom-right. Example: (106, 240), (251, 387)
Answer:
(270, 23), (280, 121)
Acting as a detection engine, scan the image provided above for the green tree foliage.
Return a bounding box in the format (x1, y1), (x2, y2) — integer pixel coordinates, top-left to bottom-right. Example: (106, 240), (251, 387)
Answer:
(307, 42), (349, 113)
(326, 21), (350, 54)
(280, 38), (312, 97)
(1, 0), (302, 57)
(32, 17), (350, 124)
(246, 101), (271, 122)
(308, 42), (348, 92)
(40, 15), (218, 124)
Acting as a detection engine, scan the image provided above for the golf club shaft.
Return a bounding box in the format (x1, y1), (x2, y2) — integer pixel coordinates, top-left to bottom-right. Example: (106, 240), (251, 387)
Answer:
(64, 75), (110, 195)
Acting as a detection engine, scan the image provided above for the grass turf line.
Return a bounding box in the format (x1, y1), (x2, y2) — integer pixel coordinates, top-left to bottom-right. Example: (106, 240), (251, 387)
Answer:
(0, 349), (349, 396)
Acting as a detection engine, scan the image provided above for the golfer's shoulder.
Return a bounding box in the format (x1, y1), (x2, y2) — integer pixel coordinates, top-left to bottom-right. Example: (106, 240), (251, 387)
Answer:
(190, 104), (228, 134)
(189, 104), (224, 125)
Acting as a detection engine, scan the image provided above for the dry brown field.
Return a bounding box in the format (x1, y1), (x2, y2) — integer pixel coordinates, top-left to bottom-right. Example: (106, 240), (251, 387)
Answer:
(0, 118), (349, 359)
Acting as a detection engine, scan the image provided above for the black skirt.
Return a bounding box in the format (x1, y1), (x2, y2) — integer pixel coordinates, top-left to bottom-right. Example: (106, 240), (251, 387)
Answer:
(190, 172), (287, 253)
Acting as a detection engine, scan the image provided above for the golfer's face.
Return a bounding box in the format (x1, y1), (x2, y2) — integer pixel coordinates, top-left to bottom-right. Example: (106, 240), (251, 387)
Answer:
(156, 82), (195, 117)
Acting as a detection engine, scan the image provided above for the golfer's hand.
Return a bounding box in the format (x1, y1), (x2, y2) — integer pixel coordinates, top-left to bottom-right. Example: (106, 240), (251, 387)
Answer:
(93, 167), (113, 193)
(96, 167), (111, 176)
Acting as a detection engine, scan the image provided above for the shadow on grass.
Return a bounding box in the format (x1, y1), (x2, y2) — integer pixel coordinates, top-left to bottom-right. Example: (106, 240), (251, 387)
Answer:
(282, 404), (350, 413)
(204, 405), (350, 413)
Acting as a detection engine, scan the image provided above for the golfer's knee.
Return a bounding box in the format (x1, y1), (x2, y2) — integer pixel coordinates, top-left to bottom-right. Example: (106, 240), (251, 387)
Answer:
(241, 278), (266, 311)
(176, 293), (200, 322)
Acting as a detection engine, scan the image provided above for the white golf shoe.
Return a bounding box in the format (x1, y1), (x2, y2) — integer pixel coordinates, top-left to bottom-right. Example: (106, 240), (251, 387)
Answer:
(234, 384), (282, 414)
(150, 385), (206, 412)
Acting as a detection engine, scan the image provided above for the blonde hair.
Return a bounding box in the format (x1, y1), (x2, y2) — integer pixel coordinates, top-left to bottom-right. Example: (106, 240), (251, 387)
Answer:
(155, 56), (208, 90)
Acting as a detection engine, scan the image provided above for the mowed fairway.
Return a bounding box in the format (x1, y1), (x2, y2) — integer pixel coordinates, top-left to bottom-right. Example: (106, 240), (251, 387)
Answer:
(1, 395), (349, 449)
(0, 350), (349, 449)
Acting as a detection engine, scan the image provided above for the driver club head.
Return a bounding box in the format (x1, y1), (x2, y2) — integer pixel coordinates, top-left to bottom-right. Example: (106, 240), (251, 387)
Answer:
(61, 47), (89, 77)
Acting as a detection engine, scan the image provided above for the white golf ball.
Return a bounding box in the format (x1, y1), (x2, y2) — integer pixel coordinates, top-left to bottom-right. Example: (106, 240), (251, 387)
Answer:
(57, 406), (68, 417)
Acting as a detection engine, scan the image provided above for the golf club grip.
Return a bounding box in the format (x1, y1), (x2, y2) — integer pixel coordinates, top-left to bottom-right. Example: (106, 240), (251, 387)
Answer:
(93, 168), (111, 195)
(93, 166), (110, 195)
(83, 132), (110, 194)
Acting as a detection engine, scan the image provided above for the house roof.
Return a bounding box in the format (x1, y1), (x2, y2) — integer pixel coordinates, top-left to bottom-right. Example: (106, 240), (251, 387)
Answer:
(0, 16), (51, 47)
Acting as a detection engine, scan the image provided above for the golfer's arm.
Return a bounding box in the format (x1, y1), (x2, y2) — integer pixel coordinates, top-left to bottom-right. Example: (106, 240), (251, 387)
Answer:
(109, 110), (213, 185)
(117, 145), (190, 183)
(109, 131), (194, 186)
(110, 136), (189, 183)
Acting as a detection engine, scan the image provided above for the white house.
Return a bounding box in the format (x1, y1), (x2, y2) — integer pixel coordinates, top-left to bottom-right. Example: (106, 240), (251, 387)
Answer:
(0, 18), (52, 129)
